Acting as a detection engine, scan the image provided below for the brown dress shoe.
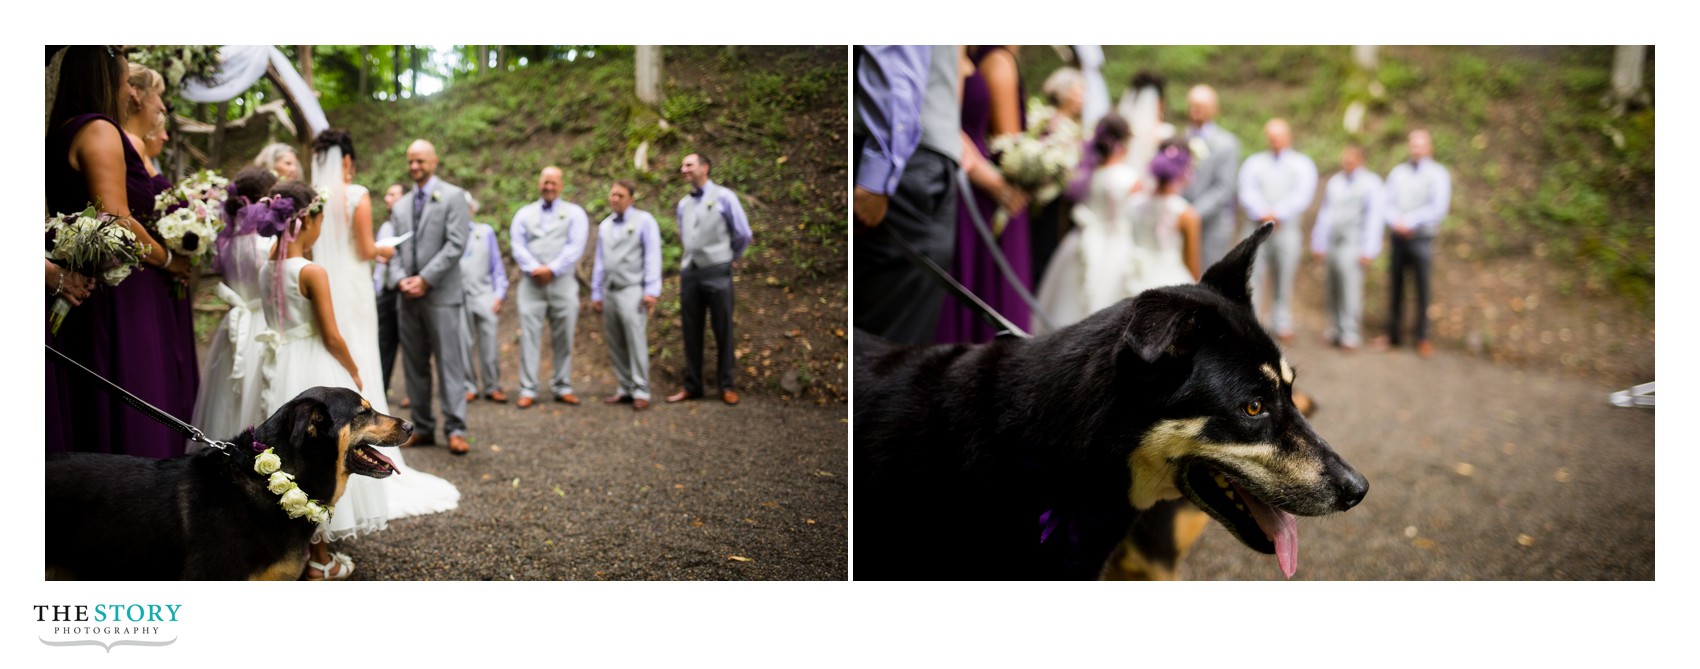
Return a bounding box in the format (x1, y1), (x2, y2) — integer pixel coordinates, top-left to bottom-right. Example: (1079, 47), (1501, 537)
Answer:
(604, 394), (633, 404)
(1416, 340), (1435, 359)
(517, 396), (535, 409)
(633, 398), (650, 411)
(448, 434), (470, 455)
(466, 391), (477, 401)
(666, 390), (700, 403)
(400, 397), (412, 408)
(722, 389), (740, 405)
(486, 390), (509, 403)
(557, 393), (581, 405)
(404, 433), (436, 448)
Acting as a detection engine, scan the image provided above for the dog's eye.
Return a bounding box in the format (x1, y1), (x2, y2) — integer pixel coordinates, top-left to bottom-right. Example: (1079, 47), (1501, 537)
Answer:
(1245, 401), (1263, 416)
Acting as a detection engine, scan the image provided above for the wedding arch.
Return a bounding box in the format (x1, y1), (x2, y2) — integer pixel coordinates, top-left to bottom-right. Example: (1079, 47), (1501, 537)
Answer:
(169, 45), (328, 173)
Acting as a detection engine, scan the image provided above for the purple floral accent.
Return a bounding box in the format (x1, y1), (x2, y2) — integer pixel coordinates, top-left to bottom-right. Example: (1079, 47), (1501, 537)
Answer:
(1149, 143), (1192, 185)
(251, 439), (266, 454)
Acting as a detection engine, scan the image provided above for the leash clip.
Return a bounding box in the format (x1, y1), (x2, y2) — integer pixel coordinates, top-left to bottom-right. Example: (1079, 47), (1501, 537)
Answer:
(186, 425), (235, 457)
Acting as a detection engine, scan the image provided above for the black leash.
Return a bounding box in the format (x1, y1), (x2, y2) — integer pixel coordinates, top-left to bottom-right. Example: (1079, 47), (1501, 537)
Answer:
(46, 344), (235, 456)
(881, 224), (1029, 338)
(954, 169), (1057, 334)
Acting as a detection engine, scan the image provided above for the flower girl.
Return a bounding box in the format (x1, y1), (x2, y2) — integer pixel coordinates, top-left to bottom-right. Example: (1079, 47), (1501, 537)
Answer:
(189, 167), (278, 447)
(255, 180), (385, 580)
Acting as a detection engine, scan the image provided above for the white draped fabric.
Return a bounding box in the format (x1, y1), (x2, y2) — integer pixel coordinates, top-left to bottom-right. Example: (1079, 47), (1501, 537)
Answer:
(179, 45), (328, 137)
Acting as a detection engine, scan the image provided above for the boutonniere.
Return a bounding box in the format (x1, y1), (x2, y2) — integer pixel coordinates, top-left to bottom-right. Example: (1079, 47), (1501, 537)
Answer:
(253, 443), (333, 524)
(1189, 136), (1211, 162)
(430, 190), (442, 204)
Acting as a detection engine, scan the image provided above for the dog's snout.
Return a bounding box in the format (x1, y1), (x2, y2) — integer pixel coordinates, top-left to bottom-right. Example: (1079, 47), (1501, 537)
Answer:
(1336, 467), (1368, 511)
(400, 420), (414, 435)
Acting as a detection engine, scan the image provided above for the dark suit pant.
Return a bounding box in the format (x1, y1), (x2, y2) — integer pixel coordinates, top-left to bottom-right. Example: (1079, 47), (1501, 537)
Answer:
(851, 144), (958, 344)
(377, 287), (399, 395)
(681, 261), (735, 394)
(1387, 234), (1434, 345)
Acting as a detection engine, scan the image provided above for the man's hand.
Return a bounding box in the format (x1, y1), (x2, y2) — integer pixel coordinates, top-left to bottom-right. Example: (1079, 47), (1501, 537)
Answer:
(1312, 251), (1325, 262)
(399, 275), (430, 298)
(642, 295), (658, 316)
(1360, 256), (1374, 268)
(591, 300), (603, 314)
(1392, 220), (1413, 240)
(530, 266), (554, 286)
(853, 186), (889, 230)
(492, 298), (503, 314)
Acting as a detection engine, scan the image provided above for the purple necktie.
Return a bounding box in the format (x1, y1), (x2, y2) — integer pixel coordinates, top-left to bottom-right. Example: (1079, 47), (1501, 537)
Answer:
(412, 188), (426, 269)
(542, 200), (553, 213)
(690, 188), (704, 199)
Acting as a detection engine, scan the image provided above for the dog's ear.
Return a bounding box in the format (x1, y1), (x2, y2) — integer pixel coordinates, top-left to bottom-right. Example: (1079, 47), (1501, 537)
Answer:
(258, 396), (330, 447)
(1123, 289), (1205, 363)
(1199, 222), (1273, 305)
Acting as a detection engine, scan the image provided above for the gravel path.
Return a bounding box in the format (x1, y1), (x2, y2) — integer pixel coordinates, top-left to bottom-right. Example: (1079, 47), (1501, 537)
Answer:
(1180, 323), (1654, 580)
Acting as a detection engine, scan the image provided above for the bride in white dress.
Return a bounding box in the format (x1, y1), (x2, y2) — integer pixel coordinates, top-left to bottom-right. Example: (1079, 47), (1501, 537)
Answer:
(1115, 71), (1176, 190)
(1036, 124), (1202, 334)
(1036, 114), (1139, 333)
(310, 130), (459, 531)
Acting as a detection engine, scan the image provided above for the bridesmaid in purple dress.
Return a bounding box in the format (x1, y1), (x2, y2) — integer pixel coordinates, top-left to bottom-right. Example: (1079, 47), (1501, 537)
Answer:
(936, 45), (1035, 343)
(46, 46), (197, 457)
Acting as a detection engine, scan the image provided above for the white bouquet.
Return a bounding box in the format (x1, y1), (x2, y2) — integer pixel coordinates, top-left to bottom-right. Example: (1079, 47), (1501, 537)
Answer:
(46, 207), (149, 333)
(152, 169), (229, 264)
(990, 105), (1081, 209)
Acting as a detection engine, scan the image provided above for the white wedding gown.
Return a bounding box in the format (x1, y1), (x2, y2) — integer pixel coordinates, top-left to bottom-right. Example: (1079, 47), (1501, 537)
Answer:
(312, 151), (459, 531)
(1122, 192), (1197, 297)
(190, 233), (271, 446)
(1034, 163), (1141, 334)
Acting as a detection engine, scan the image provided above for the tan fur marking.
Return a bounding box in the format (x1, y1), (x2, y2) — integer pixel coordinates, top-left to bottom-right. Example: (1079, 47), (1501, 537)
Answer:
(1260, 363), (1279, 382)
(1280, 358), (1294, 385)
(249, 552), (309, 581)
(1129, 418), (1207, 509)
(330, 424), (354, 505)
(1099, 538), (1179, 581)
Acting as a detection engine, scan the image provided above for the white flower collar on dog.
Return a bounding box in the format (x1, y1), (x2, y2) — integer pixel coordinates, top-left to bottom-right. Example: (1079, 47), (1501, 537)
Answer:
(252, 441), (333, 524)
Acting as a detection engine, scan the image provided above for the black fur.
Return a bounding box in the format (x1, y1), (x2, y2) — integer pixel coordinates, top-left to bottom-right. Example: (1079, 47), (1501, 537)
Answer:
(45, 387), (410, 580)
(855, 224), (1367, 579)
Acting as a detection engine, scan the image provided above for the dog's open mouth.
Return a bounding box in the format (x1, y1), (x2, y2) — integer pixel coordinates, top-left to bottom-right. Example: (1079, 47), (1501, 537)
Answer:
(1179, 463), (1299, 578)
(348, 444), (399, 478)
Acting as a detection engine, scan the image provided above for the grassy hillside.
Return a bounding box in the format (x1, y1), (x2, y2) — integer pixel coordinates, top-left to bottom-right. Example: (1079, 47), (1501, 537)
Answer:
(202, 45), (848, 401)
(1022, 45), (1654, 382)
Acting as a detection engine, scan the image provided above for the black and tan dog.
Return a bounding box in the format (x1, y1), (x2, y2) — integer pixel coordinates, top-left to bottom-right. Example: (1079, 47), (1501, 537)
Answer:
(45, 387), (412, 580)
(855, 224), (1367, 580)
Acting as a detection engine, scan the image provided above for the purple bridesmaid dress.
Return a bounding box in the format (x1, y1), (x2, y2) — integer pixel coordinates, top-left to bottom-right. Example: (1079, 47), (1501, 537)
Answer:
(936, 46), (1034, 343)
(46, 113), (199, 457)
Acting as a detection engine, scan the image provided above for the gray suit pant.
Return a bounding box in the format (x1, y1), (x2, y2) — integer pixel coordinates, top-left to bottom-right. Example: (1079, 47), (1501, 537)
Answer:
(399, 297), (469, 439)
(461, 292), (500, 395)
(1199, 209), (1238, 269)
(518, 277), (577, 398)
(680, 261), (735, 394)
(852, 143), (957, 345)
(1325, 249), (1365, 347)
(603, 284), (651, 401)
(1251, 219), (1303, 335)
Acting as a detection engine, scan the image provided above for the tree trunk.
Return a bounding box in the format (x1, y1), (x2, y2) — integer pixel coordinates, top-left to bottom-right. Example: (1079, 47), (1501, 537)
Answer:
(410, 46), (421, 98)
(636, 46), (663, 106)
(1611, 45), (1647, 107)
(298, 45), (314, 92)
(358, 45), (369, 98)
(1352, 45), (1379, 70)
(210, 100), (229, 167)
(477, 45), (489, 73)
(392, 45), (402, 99)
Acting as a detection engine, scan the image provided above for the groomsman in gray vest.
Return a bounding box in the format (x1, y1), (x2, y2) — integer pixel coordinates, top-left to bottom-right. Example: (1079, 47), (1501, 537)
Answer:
(591, 179), (662, 411)
(1237, 118), (1317, 341)
(666, 153), (753, 406)
(1182, 84), (1241, 267)
(511, 166), (589, 409)
(388, 139), (473, 455)
(459, 195), (509, 403)
(1309, 144), (1384, 351)
(1375, 129), (1451, 359)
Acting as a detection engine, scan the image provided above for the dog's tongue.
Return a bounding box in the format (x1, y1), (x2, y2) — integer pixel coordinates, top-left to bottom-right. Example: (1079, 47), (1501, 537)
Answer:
(363, 445), (399, 475)
(1237, 482), (1298, 578)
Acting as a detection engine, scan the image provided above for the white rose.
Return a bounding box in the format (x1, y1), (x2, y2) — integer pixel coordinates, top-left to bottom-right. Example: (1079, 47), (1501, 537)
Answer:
(267, 471), (296, 495)
(279, 488), (310, 517)
(254, 449), (282, 475)
(306, 504), (331, 525)
(103, 266), (132, 285)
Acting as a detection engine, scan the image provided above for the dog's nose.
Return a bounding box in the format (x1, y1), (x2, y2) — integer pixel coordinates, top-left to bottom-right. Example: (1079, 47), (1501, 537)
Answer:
(1336, 468), (1369, 511)
(401, 420), (414, 434)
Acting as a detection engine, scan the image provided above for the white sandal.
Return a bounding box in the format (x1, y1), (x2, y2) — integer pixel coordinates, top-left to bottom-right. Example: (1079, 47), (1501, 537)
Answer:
(305, 552), (355, 581)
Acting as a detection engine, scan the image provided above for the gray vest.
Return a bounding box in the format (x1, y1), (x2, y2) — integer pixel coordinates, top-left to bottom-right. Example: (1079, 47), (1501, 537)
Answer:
(601, 211), (647, 291)
(681, 186), (734, 269)
(1259, 152), (1302, 210)
(1329, 174), (1371, 248)
(460, 223), (495, 297)
(1393, 164), (1436, 216)
(918, 45), (962, 163)
(523, 201), (581, 283)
